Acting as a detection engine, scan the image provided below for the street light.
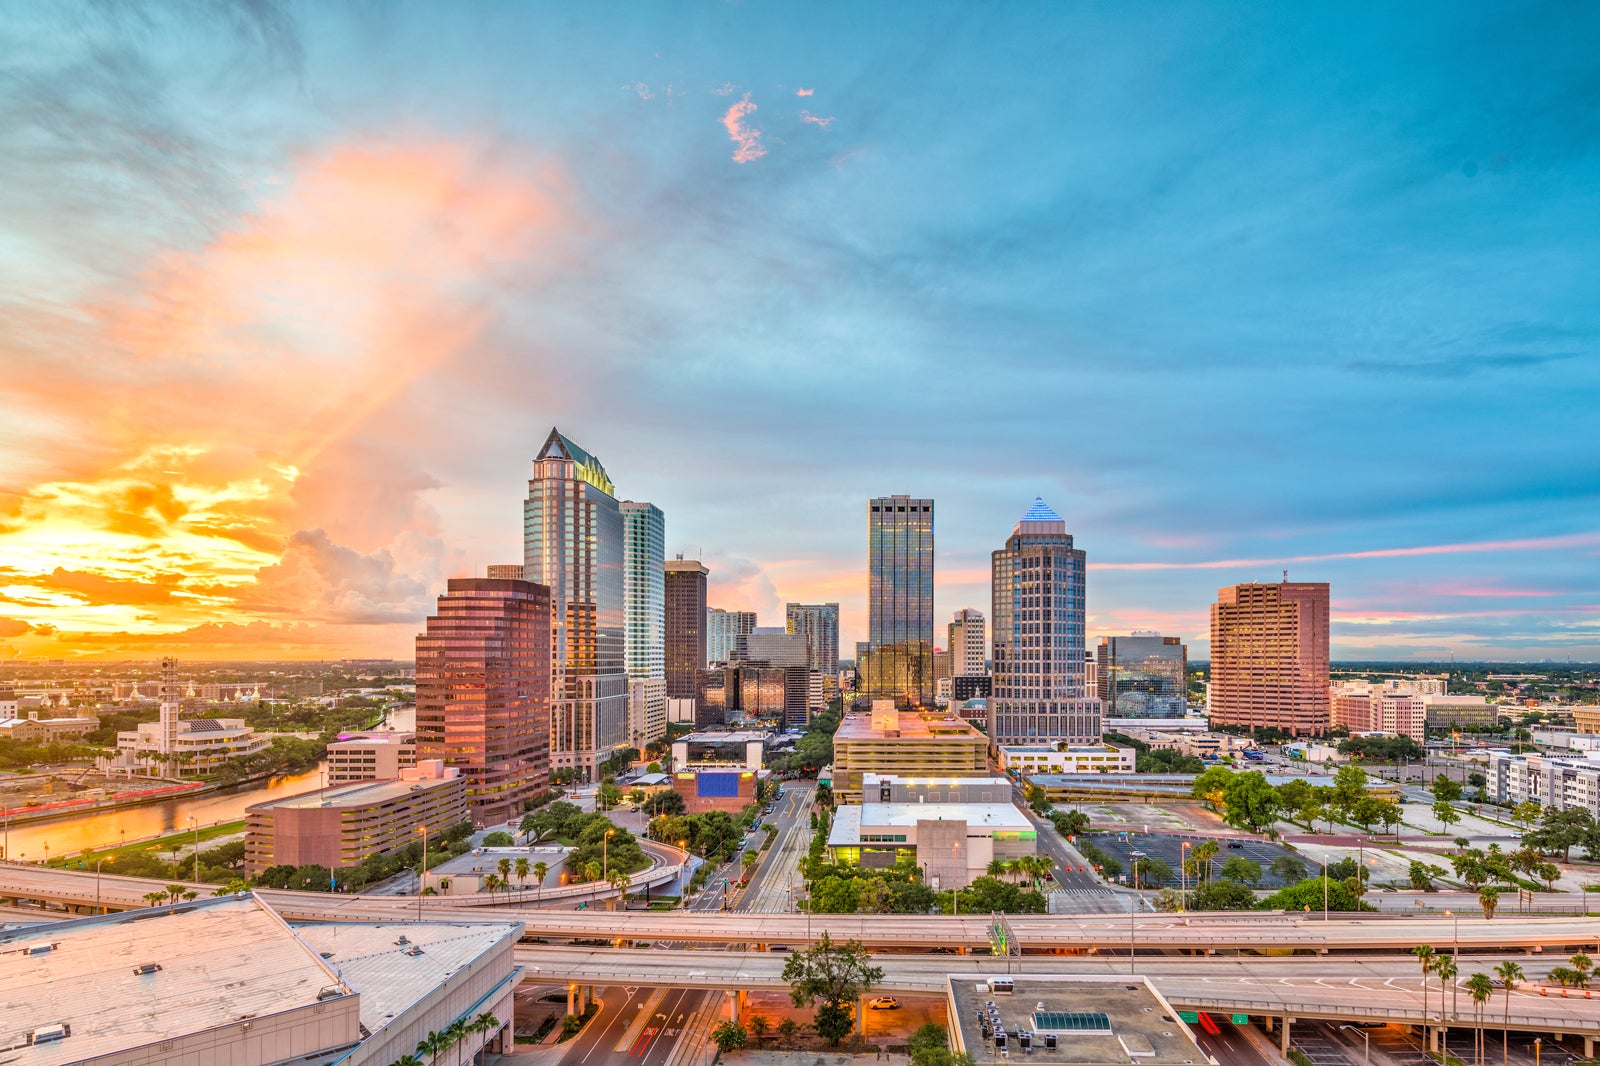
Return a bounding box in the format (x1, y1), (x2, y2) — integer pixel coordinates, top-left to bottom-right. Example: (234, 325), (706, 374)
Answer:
(1339, 1025), (1370, 1066)
(416, 825), (428, 920)
(95, 858), (104, 914)
(1128, 894), (1137, 975)
(1180, 842), (1191, 912)
(188, 815), (199, 883)
(1443, 909), (1460, 1021)
(603, 828), (616, 882)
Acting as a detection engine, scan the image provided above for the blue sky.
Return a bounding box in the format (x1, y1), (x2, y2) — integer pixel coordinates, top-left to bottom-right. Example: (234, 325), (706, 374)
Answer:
(1, 2), (1597, 660)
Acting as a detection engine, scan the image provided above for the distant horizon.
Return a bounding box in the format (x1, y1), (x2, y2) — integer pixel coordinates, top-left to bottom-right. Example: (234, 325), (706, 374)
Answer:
(3, 4), (1596, 662)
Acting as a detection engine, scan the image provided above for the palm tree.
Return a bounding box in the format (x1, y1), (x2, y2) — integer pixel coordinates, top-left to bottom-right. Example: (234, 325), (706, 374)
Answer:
(986, 857), (1008, 879)
(444, 1018), (468, 1065)
(415, 1029), (446, 1066)
(497, 856), (512, 888)
(1548, 965), (1579, 994)
(1464, 973), (1494, 1066)
(515, 856), (530, 892)
(470, 1012), (500, 1061)
(142, 890), (166, 908)
(1412, 945), (1436, 1047)
(1494, 960), (1523, 1066)
(533, 861), (549, 906)
(582, 860), (602, 883)
(391, 1056), (422, 1066)
(1191, 840), (1219, 883)
(181, 890), (198, 902)
(482, 873), (501, 898)
(1570, 952), (1593, 990)
(609, 869), (630, 910)
(1433, 954), (1459, 1041)
(1479, 886), (1499, 920)
(165, 883), (185, 904)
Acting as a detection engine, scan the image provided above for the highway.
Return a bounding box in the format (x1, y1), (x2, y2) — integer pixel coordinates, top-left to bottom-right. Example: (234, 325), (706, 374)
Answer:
(515, 946), (1600, 1037)
(6, 861), (1599, 955)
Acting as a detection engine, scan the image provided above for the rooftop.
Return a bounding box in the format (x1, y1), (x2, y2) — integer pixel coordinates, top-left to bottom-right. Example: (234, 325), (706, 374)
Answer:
(829, 802), (1034, 846)
(836, 713), (983, 742)
(676, 730), (771, 744)
(427, 845), (569, 877)
(292, 918), (521, 1044)
(247, 769), (459, 812)
(946, 973), (1210, 1066)
(0, 895), (356, 1066)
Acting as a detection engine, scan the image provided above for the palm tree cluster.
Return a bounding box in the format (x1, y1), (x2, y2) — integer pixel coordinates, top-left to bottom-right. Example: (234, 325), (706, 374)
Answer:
(984, 856), (1052, 885)
(400, 1011), (500, 1066)
(1408, 946), (1579, 1065)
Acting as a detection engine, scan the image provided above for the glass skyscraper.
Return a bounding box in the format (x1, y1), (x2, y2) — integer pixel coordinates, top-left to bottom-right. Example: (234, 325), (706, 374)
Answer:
(865, 495), (934, 705)
(990, 498), (1101, 745)
(523, 428), (626, 780)
(1097, 633), (1188, 717)
(621, 500), (665, 747)
(786, 602), (841, 697)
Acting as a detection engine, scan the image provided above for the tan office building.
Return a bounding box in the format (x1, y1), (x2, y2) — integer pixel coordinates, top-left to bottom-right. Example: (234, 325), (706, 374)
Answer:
(831, 705), (988, 803)
(1209, 581), (1330, 737)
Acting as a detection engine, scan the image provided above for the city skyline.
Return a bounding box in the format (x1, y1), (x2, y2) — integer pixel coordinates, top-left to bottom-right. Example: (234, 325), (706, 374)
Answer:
(2, 4), (1598, 662)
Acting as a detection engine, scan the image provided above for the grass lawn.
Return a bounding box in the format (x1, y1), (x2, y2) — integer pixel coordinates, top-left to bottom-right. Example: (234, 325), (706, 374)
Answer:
(47, 819), (247, 867)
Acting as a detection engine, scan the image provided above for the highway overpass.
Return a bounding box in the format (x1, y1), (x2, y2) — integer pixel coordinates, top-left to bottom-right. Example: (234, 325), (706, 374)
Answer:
(5, 862), (1599, 956)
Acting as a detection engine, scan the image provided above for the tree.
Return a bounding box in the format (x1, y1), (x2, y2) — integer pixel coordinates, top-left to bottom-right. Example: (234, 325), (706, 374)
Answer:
(1332, 764), (1369, 819)
(1056, 808), (1090, 836)
(1257, 877), (1370, 913)
(482, 830), (516, 847)
(907, 1023), (977, 1066)
(1494, 961), (1523, 1066)
(776, 1018), (799, 1047)
(471, 1011), (501, 1054)
(1465, 972), (1494, 1066)
(1219, 856), (1262, 885)
(1191, 766), (1235, 813)
(597, 781), (623, 811)
(1190, 840), (1219, 883)
(1270, 855), (1306, 885)
(1412, 946), (1437, 1051)
(1431, 955), (1458, 1029)
(497, 857), (513, 890)
(1351, 795), (1388, 832)
(1131, 855), (1173, 888)
(515, 856), (530, 891)
(781, 933), (884, 1046)
(1220, 771), (1282, 832)
(1377, 800), (1403, 839)
(142, 890), (166, 908)
(1524, 807), (1596, 862)
(1190, 879), (1258, 910)
(1571, 952), (1593, 989)
(1433, 800), (1460, 830)
(745, 1014), (769, 1047)
(1409, 860), (1446, 892)
(415, 1029), (446, 1066)
(710, 1021), (748, 1053)
(1479, 886), (1500, 920)
(1431, 776), (1463, 804)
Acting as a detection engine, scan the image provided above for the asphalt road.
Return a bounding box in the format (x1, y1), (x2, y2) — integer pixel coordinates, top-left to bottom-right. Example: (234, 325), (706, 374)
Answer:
(555, 983), (716, 1066)
(1193, 1018), (1275, 1066)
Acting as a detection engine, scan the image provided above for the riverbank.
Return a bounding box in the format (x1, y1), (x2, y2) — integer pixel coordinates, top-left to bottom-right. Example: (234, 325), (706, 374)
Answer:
(44, 819), (247, 869)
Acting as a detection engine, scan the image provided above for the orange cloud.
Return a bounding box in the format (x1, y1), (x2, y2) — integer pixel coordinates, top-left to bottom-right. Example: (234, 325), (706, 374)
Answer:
(721, 94), (767, 163)
(795, 88), (814, 97)
(0, 138), (573, 658)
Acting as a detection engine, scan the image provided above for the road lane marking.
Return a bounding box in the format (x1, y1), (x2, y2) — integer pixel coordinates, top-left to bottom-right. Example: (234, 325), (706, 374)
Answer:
(614, 987), (669, 1052)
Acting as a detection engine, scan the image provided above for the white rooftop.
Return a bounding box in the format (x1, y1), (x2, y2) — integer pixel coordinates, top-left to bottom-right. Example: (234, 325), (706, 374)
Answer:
(293, 919), (521, 1045)
(829, 802), (1033, 847)
(0, 895), (355, 1066)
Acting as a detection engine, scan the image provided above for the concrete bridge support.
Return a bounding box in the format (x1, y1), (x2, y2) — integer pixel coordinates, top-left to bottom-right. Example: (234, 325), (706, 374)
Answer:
(1279, 1017), (1292, 1056)
(732, 990), (748, 1023)
(1584, 1034), (1594, 1058)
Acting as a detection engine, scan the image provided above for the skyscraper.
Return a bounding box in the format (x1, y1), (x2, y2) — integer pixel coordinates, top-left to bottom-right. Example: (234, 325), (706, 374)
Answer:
(865, 495), (934, 705)
(731, 610), (758, 661)
(414, 577), (551, 822)
(706, 607), (737, 664)
(1097, 633), (1188, 718)
(665, 556), (709, 700)
(989, 498), (1100, 746)
(523, 428), (627, 780)
(947, 608), (987, 677)
(785, 602), (840, 694)
(621, 501), (665, 748)
(1209, 580), (1330, 736)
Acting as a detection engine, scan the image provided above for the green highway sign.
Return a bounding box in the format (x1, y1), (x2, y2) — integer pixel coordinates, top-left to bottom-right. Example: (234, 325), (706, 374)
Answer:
(1178, 1012), (1199, 1023)
(1231, 1014), (1249, 1025)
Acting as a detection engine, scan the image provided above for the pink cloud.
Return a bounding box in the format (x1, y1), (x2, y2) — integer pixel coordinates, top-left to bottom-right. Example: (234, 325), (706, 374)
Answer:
(799, 110), (835, 131)
(712, 82), (736, 96)
(1089, 531), (1600, 571)
(721, 94), (767, 164)
(796, 88), (814, 97)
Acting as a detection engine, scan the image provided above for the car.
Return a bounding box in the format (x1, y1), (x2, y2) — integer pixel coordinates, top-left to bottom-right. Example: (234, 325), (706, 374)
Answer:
(868, 997), (900, 1010)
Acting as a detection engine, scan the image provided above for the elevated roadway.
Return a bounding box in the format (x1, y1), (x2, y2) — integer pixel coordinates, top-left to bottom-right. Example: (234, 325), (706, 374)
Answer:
(5, 862), (1599, 956)
(518, 947), (1600, 1046)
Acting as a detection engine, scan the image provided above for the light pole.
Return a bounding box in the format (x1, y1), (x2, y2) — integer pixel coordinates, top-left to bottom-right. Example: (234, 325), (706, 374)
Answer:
(952, 842), (960, 916)
(603, 828), (615, 882)
(1444, 909), (1460, 1021)
(416, 824), (428, 920)
(188, 815), (199, 883)
(1339, 1025), (1370, 1066)
(96, 858), (104, 914)
(1128, 894), (1137, 974)
(1180, 842), (1191, 912)
(1320, 855), (1329, 921)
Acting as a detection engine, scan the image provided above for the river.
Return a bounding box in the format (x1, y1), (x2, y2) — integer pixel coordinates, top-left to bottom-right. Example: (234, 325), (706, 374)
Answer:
(2, 763), (327, 860)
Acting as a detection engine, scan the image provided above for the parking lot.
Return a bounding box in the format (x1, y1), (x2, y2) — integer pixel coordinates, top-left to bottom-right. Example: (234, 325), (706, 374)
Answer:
(1084, 831), (1308, 889)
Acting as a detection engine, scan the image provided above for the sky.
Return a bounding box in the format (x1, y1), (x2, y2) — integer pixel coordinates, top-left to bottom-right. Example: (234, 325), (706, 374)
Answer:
(1, 1), (1598, 663)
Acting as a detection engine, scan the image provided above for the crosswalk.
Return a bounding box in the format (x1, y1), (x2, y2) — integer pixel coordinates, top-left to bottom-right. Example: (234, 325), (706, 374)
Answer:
(1047, 887), (1127, 915)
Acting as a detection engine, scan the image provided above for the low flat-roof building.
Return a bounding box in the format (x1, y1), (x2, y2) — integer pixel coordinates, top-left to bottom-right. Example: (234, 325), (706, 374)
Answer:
(832, 706), (988, 804)
(671, 768), (763, 813)
(997, 744), (1135, 775)
(1425, 693), (1498, 731)
(671, 730), (768, 770)
(827, 801), (1035, 888)
(245, 760), (468, 874)
(0, 713), (100, 742)
(0, 893), (520, 1066)
(422, 845), (569, 896)
(326, 730), (417, 784)
(944, 973), (1212, 1066)
(861, 773), (1012, 804)
(1489, 749), (1600, 817)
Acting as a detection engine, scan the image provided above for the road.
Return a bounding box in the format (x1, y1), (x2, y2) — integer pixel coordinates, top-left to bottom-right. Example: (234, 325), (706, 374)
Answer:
(514, 946), (1600, 1036)
(1193, 1018), (1274, 1066)
(554, 984), (719, 1066)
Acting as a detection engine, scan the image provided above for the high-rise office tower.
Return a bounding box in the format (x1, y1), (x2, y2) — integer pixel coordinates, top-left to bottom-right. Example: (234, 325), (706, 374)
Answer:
(706, 607), (737, 664)
(665, 556), (709, 700)
(731, 610), (758, 661)
(785, 602), (840, 695)
(414, 577), (552, 822)
(523, 428), (627, 780)
(989, 498), (1100, 746)
(947, 608), (987, 677)
(1209, 580), (1330, 736)
(1097, 633), (1188, 718)
(621, 501), (666, 748)
(865, 495), (934, 705)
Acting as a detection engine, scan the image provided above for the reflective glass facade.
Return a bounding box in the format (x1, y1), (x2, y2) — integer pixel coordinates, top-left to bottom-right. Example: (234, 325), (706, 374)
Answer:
(990, 498), (1101, 745)
(1097, 634), (1188, 717)
(621, 501), (665, 745)
(866, 495), (934, 705)
(414, 578), (551, 822)
(665, 558), (708, 699)
(523, 429), (627, 779)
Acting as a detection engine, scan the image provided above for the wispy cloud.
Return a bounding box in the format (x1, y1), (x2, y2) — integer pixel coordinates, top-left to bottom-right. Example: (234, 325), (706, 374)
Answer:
(799, 110), (835, 130)
(721, 93), (766, 163)
(795, 88), (814, 97)
(1091, 532), (1600, 571)
(623, 81), (654, 101)
(712, 82), (736, 96)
